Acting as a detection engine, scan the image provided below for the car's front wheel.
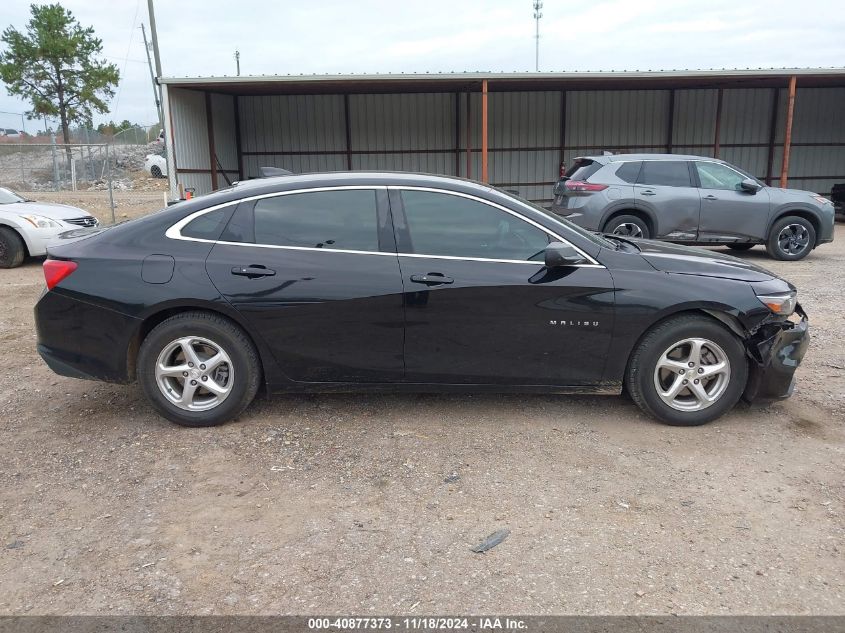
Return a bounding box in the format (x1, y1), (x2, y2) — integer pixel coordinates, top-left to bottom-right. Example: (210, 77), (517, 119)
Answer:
(137, 311), (261, 427)
(605, 214), (650, 239)
(0, 227), (26, 268)
(765, 215), (816, 261)
(150, 165), (163, 178)
(625, 314), (747, 426)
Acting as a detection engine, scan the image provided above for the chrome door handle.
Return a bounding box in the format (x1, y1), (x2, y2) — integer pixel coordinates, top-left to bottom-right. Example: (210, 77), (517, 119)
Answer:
(410, 273), (454, 286)
(232, 265), (276, 278)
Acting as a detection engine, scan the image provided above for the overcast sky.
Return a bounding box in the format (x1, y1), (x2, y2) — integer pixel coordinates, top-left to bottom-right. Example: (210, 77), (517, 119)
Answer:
(1, 0), (843, 130)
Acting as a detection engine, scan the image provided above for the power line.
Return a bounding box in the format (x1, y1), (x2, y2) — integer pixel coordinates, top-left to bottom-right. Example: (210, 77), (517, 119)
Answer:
(533, 1), (543, 72)
(112, 0), (142, 115)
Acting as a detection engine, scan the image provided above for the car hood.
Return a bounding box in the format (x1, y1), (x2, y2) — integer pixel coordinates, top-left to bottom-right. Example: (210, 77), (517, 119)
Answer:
(0, 201), (89, 220)
(634, 240), (778, 282)
(767, 186), (824, 204)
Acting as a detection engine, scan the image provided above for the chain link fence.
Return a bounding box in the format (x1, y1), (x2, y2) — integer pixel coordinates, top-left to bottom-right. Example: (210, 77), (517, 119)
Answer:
(0, 137), (168, 225)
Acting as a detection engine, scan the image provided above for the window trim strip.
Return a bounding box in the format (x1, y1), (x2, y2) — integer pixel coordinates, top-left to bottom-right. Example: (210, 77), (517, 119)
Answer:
(165, 184), (603, 268)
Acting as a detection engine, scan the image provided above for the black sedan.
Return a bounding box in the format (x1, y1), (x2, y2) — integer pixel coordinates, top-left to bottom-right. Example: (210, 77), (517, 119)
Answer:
(34, 172), (808, 427)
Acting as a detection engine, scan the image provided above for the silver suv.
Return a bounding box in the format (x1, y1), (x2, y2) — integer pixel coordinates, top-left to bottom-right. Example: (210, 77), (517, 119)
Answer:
(550, 154), (835, 260)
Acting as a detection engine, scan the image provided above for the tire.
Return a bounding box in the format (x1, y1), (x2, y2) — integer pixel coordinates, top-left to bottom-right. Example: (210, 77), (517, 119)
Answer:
(137, 311), (261, 427)
(625, 314), (748, 426)
(150, 165), (163, 178)
(726, 243), (754, 251)
(765, 215), (816, 261)
(0, 227), (26, 269)
(604, 214), (651, 239)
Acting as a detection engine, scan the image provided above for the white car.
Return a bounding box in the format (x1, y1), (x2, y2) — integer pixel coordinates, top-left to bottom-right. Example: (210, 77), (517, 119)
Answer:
(0, 187), (99, 268)
(144, 153), (167, 178)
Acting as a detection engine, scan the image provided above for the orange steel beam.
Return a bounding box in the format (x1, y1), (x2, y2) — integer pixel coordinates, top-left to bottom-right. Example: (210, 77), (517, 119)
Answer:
(780, 75), (797, 187)
(481, 79), (489, 183)
(465, 92), (472, 179)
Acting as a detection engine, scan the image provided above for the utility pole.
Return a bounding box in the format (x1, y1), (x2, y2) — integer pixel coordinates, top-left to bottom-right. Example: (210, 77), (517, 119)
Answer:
(234, 50), (241, 76)
(533, 0), (543, 72)
(147, 0), (163, 80)
(141, 23), (163, 128)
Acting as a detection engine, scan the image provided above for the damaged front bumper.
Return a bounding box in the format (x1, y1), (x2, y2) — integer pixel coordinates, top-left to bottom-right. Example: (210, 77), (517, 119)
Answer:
(743, 304), (809, 403)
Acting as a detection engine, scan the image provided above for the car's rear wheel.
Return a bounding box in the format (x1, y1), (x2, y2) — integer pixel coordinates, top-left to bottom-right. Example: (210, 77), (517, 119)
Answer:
(137, 311), (261, 427)
(727, 243), (754, 251)
(150, 165), (163, 178)
(0, 227), (26, 268)
(625, 314), (747, 426)
(605, 214), (650, 239)
(765, 215), (816, 261)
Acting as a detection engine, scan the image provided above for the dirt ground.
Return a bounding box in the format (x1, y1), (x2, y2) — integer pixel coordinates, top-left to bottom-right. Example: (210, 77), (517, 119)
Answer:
(20, 190), (168, 225)
(0, 222), (843, 616)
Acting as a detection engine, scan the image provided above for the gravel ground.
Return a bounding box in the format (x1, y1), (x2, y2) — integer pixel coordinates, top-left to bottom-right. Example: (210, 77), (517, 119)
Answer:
(0, 223), (843, 616)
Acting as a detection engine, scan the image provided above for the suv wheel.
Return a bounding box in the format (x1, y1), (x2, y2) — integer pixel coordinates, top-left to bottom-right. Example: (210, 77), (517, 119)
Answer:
(0, 227), (26, 268)
(605, 215), (650, 239)
(137, 311), (261, 427)
(765, 215), (816, 261)
(625, 314), (747, 426)
(150, 165), (163, 178)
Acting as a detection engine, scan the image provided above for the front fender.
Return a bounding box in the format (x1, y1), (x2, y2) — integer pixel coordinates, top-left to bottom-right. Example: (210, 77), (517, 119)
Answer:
(0, 220), (38, 255)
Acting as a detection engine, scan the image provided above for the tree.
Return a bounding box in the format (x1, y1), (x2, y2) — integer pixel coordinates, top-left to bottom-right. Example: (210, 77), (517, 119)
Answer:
(0, 3), (119, 161)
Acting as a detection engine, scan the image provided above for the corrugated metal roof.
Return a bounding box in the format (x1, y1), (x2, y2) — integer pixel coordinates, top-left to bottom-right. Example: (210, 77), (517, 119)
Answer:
(160, 68), (845, 94)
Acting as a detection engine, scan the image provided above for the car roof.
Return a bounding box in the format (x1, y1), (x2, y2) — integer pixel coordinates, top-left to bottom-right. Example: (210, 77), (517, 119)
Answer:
(577, 153), (727, 164)
(229, 170), (494, 195)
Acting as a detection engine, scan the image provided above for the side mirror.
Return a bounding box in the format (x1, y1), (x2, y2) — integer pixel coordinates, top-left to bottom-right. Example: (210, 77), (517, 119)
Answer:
(740, 178), (762, 193)
(545, 242), (586, 268)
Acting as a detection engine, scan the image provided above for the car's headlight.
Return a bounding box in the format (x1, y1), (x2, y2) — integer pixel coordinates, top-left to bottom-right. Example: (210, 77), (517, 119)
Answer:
(757, 291), (797, 315)
(20, 214), (62, 229)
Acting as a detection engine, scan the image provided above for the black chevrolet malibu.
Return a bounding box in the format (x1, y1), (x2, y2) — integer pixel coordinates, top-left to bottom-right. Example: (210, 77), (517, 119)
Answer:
(34, 172), (809, 427)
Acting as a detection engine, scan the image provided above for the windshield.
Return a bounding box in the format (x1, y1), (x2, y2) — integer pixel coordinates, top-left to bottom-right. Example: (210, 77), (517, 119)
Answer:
(0, 187), (25, 204)
(493, 187), (615, 249)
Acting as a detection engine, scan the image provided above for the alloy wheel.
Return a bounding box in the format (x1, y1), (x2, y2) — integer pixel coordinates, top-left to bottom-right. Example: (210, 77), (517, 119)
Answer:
(777, 223), (810, 257)
(155, 336), (234, 411)
(612, 222), (644, 238)
(652, 337), (731, 412)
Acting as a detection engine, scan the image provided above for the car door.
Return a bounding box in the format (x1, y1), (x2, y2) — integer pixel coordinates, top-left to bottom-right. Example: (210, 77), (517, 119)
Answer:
(693, 161), (772, 242)
(634, 160), (700, 240)
(390, 187), (616, 386)
(205, 187), (405, 383)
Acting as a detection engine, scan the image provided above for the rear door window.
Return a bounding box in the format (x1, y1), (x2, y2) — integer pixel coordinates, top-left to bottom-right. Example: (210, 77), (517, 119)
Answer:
(638, 161), (692, 187)
(221, 189), (380, 252)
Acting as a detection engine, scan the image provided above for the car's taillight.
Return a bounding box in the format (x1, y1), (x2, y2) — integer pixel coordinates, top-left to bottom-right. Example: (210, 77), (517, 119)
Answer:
(43, 259), (77, 290)
(564, 180), (608, 192)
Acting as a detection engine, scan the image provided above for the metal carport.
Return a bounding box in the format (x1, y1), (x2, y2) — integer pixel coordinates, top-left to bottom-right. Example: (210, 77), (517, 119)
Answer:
(159, 68), (845, 203)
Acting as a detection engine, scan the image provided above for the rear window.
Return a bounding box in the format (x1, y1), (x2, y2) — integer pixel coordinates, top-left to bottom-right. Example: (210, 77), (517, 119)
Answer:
(563, 159), (602, 182)
(615, 161), (642, 183)
(638, 161), (692, 187)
